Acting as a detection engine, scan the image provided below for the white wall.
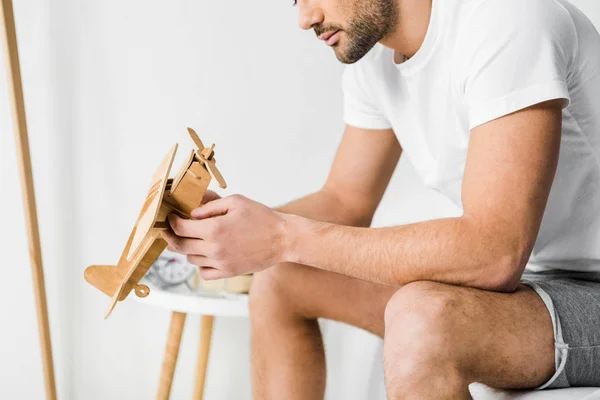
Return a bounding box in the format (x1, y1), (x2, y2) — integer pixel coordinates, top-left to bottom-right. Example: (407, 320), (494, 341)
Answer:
(1, 1), (598, 399)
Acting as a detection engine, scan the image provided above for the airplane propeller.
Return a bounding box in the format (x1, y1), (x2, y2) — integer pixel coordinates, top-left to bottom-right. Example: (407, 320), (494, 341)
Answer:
(187, 127), (227, 189)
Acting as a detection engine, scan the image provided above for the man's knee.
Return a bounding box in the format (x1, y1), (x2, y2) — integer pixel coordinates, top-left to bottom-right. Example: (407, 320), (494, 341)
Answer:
(249, 264), (289, 315)
(249, 262), (313, 323)
(384, 281), (459, 333)
(383, 281), (465, 384)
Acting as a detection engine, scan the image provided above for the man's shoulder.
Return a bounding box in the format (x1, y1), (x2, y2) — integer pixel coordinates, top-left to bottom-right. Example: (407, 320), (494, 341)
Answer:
(454, 0), (574, 29)
(451, 0), (579, 64)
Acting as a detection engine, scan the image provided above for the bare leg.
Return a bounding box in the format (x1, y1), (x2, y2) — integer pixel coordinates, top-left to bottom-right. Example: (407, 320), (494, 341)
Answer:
(249, 262), (397, 400)
(250, 265), (556, 400)
(383, 281), (555, 400)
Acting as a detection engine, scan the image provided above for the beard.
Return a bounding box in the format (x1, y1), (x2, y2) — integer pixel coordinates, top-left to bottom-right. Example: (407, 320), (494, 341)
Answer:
(332, 0), (398, 64)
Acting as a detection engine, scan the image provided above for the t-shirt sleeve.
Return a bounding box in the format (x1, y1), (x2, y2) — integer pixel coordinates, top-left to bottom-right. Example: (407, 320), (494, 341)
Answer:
(342, 63), (392, 130)
(457, 0), (576, 130)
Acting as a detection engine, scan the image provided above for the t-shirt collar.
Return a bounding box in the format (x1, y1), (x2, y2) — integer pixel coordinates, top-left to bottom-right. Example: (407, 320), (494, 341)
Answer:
(392, 0), (442, 74)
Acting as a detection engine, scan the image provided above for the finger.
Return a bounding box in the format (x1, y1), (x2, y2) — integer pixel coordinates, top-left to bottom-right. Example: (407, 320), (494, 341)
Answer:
(186, 254), (212, 267)
(201, 190), (221, 204)
(198, 266), (235, 281)
(168, 214), (214, 238)
(160, 230), (211, 255)
(191, 197), (231, 219)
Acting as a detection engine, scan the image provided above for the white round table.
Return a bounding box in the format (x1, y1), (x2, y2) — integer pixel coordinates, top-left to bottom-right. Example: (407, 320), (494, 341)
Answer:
(134, 278), (249, 400)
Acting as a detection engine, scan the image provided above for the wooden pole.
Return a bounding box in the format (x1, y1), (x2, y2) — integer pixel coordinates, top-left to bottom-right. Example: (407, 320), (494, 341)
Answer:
(193, 315), (214, 400)
(0, 1), (57, 399)
(157, 312), (187, 400)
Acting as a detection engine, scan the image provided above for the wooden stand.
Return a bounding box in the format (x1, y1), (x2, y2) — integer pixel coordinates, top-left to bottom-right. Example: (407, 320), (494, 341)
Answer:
(0, 0), (57, 398)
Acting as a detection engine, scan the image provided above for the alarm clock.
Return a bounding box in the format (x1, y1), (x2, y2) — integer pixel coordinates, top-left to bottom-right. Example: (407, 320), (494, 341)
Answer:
(146, 250), (197, 288)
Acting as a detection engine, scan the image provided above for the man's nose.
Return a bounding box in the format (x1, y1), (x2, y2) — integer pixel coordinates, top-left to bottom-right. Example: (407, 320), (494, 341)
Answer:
(298, 3), (324, 31)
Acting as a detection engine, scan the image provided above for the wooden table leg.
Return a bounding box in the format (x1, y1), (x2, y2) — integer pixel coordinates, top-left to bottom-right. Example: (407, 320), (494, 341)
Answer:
(193, 315), (215, 400)
(157, 311), (187, 400)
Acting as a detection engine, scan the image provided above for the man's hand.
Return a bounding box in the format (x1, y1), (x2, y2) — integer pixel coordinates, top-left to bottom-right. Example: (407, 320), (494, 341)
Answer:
(161, 194), (291, 280)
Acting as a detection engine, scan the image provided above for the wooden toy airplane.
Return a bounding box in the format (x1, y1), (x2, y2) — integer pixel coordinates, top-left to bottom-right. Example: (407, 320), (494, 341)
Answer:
(84, 128), (226, 318)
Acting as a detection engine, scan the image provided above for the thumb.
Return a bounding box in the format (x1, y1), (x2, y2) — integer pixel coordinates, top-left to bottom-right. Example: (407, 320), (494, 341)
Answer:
(201, 190), (221, 204)
(191, 197), (230, 219)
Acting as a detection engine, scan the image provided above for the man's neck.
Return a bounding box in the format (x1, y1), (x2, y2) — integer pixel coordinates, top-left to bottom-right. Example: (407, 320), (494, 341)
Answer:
(380, 0), (432, 59)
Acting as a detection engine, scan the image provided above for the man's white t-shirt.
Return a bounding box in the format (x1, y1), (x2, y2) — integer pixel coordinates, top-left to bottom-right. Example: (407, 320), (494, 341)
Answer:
(343, 0), (600, 272)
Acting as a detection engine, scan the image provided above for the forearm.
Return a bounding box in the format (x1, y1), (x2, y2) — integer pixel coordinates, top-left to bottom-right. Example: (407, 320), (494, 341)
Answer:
(276, 190), (372, 227)
(283, 215), (524, 291)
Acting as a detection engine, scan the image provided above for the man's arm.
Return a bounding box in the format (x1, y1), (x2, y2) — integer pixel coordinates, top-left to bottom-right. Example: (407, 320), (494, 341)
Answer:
(163, 100), (560, 290)
(285, 100), (562, 291)
(161, 125), (402, 277)
(276, 125), (401, 227)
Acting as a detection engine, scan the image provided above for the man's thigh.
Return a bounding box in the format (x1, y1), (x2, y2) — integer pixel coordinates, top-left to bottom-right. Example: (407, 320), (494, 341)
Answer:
(250, 262), (397, 337)
(384, 281), (556, 389)
(455, 284), (556, 388)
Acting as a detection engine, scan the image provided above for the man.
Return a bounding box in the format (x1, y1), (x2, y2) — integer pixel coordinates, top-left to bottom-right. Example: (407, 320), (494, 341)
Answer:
(162, 0), (600, 398)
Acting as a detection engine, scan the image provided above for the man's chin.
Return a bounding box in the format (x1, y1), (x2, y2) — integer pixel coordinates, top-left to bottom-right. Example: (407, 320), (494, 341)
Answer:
(334, 49), (367, 64)
(332, 39), (377, 64)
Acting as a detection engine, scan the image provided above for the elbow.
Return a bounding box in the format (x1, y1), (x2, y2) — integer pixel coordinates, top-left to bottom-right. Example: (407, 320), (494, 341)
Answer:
(459, 213), (535, 292)
(485, 250), (530, 293)
(353, 213), (374, 228)
(321, 187), (375, 227)
(334, 201), (373, 227)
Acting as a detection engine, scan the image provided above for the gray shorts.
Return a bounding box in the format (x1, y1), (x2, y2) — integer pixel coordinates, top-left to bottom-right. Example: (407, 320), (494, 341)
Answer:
(521, 270), (600, 389)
